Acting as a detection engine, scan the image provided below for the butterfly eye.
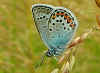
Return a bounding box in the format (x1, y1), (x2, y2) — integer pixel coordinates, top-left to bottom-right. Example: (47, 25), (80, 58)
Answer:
(46, 51), (53, 57)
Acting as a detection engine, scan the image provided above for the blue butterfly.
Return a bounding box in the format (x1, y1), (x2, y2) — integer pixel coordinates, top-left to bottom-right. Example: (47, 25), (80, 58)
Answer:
(32, 4), (78, 57)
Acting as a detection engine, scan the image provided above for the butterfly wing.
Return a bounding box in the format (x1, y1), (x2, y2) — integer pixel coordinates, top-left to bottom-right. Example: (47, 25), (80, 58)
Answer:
(32, 4), (54, 49)
(46, 7), (78, 56)
(32, 4), (78, 56)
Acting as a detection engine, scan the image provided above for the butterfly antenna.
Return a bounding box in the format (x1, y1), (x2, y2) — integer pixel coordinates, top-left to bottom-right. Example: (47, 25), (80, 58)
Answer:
(34, 54), (47, 69)
(40, 54), (46, 66)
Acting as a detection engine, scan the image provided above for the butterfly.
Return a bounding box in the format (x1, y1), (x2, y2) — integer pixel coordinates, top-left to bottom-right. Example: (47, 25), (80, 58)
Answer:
(32, 4), (78, 57)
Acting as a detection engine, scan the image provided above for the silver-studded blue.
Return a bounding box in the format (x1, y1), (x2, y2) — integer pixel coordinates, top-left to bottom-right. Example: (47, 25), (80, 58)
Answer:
(32, 4), (78, 57)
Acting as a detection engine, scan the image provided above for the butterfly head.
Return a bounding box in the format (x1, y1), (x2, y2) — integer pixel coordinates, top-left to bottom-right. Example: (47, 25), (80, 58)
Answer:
(45, 50), (53, 57)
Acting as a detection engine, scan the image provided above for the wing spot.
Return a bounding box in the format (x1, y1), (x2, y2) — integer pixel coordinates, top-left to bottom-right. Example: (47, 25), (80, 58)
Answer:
(65, 14), (68, 16)
(67, 28), (70, 31)
(67, 18), (72, 23)
(70, 24), (75, 29)
(61, 12), (64, 14)
(52, 14), (56, 19)
(40, 17), (42, 19)
(37, 18), (39, 20)
(64, 27), (66, 30)
(64, 16), (67, 20)
(56, 20), (59, 22)
(57, 12), (59, 13)
(62, 23), (64, 25)
(53, 23), (55, 25)
(61, 15), (63, 17)
(43, 16), (45, 18)
(57, 15), (59, 17)
(49, 29), (52, 31)
(60, 20), (62, 22)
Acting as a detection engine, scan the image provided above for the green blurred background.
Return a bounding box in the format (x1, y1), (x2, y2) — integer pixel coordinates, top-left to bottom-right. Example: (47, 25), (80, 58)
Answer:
(0, 0), (100, 73)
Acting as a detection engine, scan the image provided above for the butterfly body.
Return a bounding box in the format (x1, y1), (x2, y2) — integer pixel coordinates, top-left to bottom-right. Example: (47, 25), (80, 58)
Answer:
(32, 4), (78, 57)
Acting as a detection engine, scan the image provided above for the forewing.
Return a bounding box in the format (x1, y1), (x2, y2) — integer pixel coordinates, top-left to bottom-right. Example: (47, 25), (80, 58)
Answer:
(32, 4), (54, 33)
(32, 4), (54, 48)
